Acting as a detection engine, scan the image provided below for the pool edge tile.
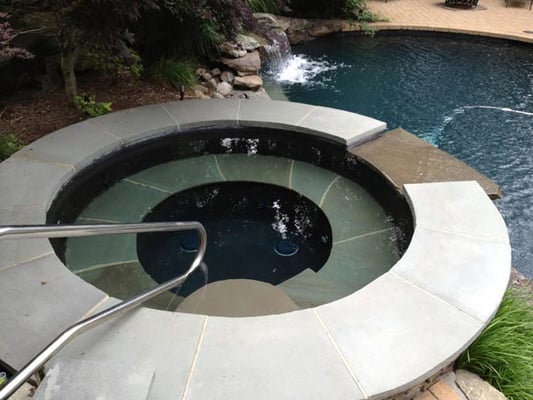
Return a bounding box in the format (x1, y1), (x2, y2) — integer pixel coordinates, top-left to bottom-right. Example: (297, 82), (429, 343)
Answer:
(0, 254), (107, 370)
(391, 227), (511, 323)
(185, 311), (365, 400)
(404, 181), (509, 244)
(51, 304), (206, 400)
(316, 273), (483, 399)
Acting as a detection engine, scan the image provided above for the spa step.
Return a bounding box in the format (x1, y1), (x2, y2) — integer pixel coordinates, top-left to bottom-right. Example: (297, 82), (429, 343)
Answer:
(32, 358), (154, 400)
(278, 269), (351, 308)
(176, 279), (300, 316)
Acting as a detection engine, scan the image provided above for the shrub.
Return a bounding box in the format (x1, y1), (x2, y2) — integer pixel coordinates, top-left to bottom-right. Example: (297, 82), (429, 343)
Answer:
(149, 59), (196, 89)
(73, 94), (112, 118)
(85, 48), (144, 82)
(0, 132), (22, 161)
(456, 288), (533, 400)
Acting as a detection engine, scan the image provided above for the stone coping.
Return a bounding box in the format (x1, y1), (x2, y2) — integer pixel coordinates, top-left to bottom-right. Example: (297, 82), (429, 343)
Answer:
(0, 100), (510, 399)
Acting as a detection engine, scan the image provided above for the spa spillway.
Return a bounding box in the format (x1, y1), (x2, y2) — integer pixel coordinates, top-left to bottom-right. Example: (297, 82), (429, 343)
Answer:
(0, 100), (510, 399)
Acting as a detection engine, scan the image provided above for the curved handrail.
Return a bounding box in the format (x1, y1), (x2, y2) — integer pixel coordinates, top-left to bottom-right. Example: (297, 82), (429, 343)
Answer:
(0, 222), (207, 399)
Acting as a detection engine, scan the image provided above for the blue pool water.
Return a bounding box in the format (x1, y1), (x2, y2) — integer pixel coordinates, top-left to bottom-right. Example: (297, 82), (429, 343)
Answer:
(269, 33), (533, 278)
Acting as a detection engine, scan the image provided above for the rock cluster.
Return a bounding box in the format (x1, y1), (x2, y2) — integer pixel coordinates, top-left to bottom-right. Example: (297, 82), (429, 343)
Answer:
(192, 34), (269, 100)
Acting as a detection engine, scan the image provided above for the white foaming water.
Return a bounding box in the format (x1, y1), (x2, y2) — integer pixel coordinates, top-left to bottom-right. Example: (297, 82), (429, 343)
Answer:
(462, 105), (533, 116)
(423, 104), (533, 146)
(270, 54), (345, 86)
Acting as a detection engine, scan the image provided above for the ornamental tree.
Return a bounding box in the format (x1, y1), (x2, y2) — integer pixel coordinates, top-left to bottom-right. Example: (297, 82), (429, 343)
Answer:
(45, 0), (158, 99)
(0, 12), (33, 62)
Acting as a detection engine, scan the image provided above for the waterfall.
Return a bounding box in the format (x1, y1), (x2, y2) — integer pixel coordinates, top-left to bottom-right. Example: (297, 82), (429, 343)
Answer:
(262, 31), (347, 86)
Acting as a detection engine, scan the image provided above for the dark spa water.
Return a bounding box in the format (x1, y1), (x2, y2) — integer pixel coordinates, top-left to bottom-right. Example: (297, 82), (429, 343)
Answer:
(138, 181), (332, 296)
(271, 33), (533, 278)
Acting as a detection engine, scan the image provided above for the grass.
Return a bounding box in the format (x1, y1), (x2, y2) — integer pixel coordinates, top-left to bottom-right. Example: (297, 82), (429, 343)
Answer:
(456, 288), (533, 400)
(245, 0), (280, 13)
(149, 59), (196, 90)
(0, 132), (22, 161)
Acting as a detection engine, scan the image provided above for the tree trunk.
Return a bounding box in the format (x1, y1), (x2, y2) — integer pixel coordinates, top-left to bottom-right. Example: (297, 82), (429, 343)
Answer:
(60, 32), (80, 100)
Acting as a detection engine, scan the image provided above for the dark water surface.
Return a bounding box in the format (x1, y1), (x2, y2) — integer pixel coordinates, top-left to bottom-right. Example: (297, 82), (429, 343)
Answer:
(275, 33), (533, 277)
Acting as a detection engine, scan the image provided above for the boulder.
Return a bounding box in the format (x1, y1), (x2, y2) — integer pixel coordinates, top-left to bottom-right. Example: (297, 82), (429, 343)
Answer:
(236, 34), (260, 51)
(211, 92), (225, 99)
(221, 51), (261, 74)
(234, 75), (263, 90)
(201, 72), (213, 81)
(205, 78), (218, 90)
(193, 84), (208, 95)
(219, 41), (247, 58)
(195, 67), (207, 77)
(309, 24), (332, 37)
(253, 13), (285, 30)
(455, 370), (508, 400)
(220, 70), (235, 83)
(210, 67), (221, 76)
(216, 81), (233, 96)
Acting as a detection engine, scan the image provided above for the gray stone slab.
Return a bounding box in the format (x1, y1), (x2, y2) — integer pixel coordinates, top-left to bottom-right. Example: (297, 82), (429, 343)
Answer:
(215, 153), (291, 185)
(86, 104), (178, 144)
(278, 269), (348, 308)
(186, 311), (364, 400)
(404, 181), (509, 244)
(238, 99), (316, 130)
(0, 207), (51, 271)
(161, 99), (240, 129)
(297, 106), (386, 146)
(351, 129), (502, 199)
(13, 121), (120, 171)
(391, 227), (511, 322)
(78, 261), (183, 311)
(321, 175), (390, 241)
(52, 303), (205, 400)
(317, 273), (482, 398)
(0, 157), (73, 210)
(65, 233), (137, 272)
(128, 156), (222, 193)
(319, 229), (399, 294)
(291, 160), (339, 204)
(0, 254), (106, 369)
(33, 358), (154, 400)
(78, 180), (169, 222)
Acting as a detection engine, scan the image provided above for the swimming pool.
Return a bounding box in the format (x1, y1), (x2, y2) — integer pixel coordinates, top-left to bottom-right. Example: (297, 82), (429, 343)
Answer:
(270, 32), (533, 277)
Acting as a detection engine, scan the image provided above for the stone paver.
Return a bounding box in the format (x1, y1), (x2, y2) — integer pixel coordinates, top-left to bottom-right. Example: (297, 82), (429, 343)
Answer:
(33, 359), (154, 400)
(351, 128), (502, 199)
(368, 0), (533, 44)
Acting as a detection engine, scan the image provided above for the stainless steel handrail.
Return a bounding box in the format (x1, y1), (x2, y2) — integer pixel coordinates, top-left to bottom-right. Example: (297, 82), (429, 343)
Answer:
(0, 222), (207, 400)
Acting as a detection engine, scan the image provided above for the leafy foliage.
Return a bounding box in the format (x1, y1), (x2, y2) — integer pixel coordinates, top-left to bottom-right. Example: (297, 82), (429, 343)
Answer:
(457, 289), (533, 400)
(0, 11), (33, 61)
(85, 48), (143, 82)
(0, 132), (22, 161)
(73, 94), (112, 117)
(149, 58), (196, 89)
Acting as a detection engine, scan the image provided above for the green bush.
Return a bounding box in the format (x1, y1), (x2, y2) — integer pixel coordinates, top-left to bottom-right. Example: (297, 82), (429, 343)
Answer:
(457, 288), (533, 400)
(149, 59), (196, 89)
(85, 48), (144, 82)
(73, 94), (112, 118)
(0, 132), (22, 161)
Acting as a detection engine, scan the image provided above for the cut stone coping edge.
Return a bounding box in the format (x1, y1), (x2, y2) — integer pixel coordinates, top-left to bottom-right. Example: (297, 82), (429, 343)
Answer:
(0, 100), (511, 399)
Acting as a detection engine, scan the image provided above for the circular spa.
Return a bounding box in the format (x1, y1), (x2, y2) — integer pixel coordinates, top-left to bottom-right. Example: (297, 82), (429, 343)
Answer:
(49, 126), (408, 315)
(0, 100), (511, 400)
